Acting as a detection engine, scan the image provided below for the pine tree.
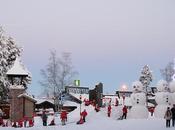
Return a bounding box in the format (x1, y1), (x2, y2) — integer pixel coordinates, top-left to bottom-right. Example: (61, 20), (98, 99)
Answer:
(0, 27), (21, 101)
(139, 65), (153, 106)
(139, 65), (153, 88)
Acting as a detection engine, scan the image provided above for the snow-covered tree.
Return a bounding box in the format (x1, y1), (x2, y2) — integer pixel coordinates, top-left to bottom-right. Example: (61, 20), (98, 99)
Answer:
(139, 65), (153, 106)
(39, 50), (78, 110)
(0, 27), (21, 101)
(160, 61), (174, 83)
(7, 58), (32, 89)
(139, 65), (153, 92)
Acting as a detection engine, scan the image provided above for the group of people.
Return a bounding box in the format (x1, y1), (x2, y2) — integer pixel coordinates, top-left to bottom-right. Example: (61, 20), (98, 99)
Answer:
(41, 110), (68, 126)
(41, 109), (88, 126)
(0, 108), (34, 128)
(164, 104), (175, 128)
(107, 104), (128, 119)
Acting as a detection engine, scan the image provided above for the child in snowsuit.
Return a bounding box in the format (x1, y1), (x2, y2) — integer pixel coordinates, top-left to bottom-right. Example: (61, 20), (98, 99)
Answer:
(18, 119), (23, 127)
(77, 116), (84, 125)
(60, 110), (67, 125)
(23, 116), (28, 127)
(107, 105), (112, 117)
(81, 109), (88, 122)
(42, 111), (48, 126)
(122, 105), (128, 119)
(29, 118), (34, 127)
(164, 107), (172, 128)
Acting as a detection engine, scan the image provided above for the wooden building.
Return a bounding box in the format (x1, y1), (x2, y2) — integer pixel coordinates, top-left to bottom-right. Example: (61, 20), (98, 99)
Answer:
(6, 58), (36, 121)
(89, 82), (103, 107)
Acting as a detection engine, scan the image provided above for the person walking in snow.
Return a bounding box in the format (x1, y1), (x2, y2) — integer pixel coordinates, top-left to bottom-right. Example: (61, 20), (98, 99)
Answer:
(164, 107), (172, 128)
(41, 111), (48, 126)
(60, 110), (67, 125)
(122, 105), (128, 119)
(107, 105), (112, 117)
(76, 116), (84, 125)
(81, 109), (88, 122)
(171, 104), (175, 127)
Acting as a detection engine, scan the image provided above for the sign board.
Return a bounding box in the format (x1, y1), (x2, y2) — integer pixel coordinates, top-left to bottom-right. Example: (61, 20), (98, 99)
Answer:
(74, 80), (80, 86)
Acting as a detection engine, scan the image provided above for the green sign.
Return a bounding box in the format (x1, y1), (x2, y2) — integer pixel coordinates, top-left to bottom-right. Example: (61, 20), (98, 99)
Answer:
(74, 80), (80, 86)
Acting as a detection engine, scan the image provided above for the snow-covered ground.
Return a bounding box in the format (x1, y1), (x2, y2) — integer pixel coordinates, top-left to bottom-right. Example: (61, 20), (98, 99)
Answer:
(0, 104), (173, 130)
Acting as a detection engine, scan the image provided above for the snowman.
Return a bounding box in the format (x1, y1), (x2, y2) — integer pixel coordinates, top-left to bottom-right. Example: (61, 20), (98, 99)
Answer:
(169, 81), (175, 105)
(154, 80), (172, 118)
(128, 81), (149, 119)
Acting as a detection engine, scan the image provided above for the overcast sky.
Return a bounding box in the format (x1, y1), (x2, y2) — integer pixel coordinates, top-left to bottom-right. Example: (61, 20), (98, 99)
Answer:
(1, 0), (175, 95)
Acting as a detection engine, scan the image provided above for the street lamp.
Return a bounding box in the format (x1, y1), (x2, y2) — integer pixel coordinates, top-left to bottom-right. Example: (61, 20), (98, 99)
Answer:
(121, 84), (127, 105)
(79, 95), (82, 114)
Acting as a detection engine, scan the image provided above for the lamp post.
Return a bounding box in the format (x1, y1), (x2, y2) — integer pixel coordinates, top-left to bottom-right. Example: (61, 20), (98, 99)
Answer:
(122, 94), (125, 105)
(79, 95), (82, 115)
(121, 84), (127, 105)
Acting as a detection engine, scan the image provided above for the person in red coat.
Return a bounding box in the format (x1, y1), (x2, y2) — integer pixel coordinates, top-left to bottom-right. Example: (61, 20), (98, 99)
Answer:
(122, 105), (128, 119)
(76, 116), (84, 125)
(60, 110), (68, 125)
(18, 119), (23, 127)
(107, 105), (112, 117)
(29, 119), (34, 127)
(81, 109), (88, 122)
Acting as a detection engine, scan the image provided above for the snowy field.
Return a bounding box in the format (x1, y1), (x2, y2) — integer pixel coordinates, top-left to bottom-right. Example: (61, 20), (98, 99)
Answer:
(0, 105), (173, 130)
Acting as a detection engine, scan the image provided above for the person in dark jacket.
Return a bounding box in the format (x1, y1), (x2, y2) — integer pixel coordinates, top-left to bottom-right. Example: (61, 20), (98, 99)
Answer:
(171, 104), (175, 127)
(164, 107), (172, 128)
(41, 111), (48, 126)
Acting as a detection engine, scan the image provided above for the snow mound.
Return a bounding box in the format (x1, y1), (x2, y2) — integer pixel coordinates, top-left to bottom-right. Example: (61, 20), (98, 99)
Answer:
(128, 106), (148, 119)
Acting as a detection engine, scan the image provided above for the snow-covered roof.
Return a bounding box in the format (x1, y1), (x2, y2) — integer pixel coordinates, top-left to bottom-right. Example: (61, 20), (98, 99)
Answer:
(35, 98), (54, 104)
(69, 93), (89, 101)
(63, 101), (79, 107)
(18, 93), (36, 102)
(7, 58), (29, 76)
(9, 85), (25, 90)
